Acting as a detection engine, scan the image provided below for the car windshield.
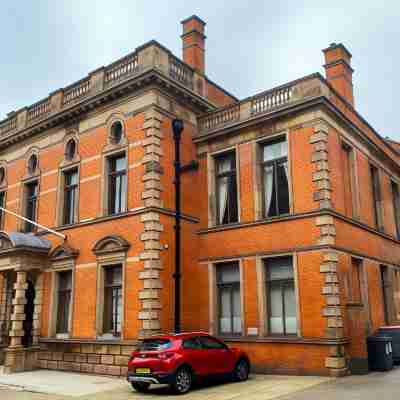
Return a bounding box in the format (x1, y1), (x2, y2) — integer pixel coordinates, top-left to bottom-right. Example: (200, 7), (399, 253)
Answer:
(137, 339), (172, 351)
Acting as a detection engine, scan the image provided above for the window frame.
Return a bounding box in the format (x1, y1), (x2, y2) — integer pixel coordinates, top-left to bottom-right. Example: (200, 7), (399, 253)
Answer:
(62, 168), (79, 226)
(0, 191), (6, 230)
(216, 261), (242, 336)
(391, 180), (400, 239)
(370, 164), (384, 231)
(23, 179), (39, 233)
(214, 151), (239, 226)
(107, 153), (127, 216)
(341, 141), (359, 219)
(95, 256), (126, 340)
(48, 263), (75, 339)
(103, 264), (123, 337)
(56, 270), (73, 335)
(256, 254), (300, 337)
(260, 137), (290, 219)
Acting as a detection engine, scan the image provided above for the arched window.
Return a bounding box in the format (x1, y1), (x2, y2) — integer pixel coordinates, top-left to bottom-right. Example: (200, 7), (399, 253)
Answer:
(65, 139), (77, 161)
(27, 154), (38, 174)
(110, 121), (123, 144)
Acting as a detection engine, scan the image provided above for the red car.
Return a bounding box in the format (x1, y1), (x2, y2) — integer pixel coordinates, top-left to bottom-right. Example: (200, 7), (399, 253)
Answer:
(127, 332), (250, 394)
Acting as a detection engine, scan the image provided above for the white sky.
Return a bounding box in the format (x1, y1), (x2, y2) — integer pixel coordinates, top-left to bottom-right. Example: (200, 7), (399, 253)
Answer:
(1, 1), (399, 139)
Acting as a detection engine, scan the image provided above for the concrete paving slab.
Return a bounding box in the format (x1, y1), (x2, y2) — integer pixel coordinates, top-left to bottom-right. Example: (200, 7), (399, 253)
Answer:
(0, 370), (126, 397)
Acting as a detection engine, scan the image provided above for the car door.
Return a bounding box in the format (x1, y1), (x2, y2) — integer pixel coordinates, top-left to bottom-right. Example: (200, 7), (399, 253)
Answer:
(198, 336), (233, 375)
(181, 336), (206, 375)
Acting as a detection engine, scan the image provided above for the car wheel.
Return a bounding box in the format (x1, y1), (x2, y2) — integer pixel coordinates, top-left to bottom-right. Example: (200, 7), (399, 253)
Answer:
(233, 359), (250, 382)
(131, 382), (150, 392)
(172, 366), (192, 394)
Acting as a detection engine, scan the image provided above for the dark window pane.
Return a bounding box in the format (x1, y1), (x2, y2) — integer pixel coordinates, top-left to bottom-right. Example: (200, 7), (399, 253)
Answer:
(262, 139), (289, 218)
(103, 265), (122, 335)
(392, 182), (400, 238)
(56, 271), (72, 334)
(215, 153), (238, 225)
(0, 191), (5, 227)
(371, 166), (382, 230)
(108, 155), (126, 215)
(199, 336), (226, 350)
(138, 339), (172, 351)
(183, 337), (202, 349)
(25, 181), (38, 232)
(63, 169), (78, 225)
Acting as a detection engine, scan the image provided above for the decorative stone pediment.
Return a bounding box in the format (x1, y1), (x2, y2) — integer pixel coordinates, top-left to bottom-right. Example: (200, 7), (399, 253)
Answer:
(92, 235), (130, 256)
(49, 244), (79, 261)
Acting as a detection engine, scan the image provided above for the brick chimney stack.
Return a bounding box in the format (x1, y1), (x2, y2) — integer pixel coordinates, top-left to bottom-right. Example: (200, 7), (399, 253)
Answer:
(181, 15), (206, 74)
(323, 43), (354, 106)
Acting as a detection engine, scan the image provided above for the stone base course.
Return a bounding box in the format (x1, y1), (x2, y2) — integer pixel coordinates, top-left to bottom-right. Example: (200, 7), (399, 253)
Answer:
(37, 341), (136, 377)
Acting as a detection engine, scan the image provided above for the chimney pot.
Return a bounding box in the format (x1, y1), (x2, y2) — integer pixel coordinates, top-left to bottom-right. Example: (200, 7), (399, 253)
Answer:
(181, 15), (206, 74)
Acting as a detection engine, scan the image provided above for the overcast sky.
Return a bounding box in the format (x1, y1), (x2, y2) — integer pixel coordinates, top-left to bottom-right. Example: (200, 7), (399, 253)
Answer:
(1, 1), (399, 139)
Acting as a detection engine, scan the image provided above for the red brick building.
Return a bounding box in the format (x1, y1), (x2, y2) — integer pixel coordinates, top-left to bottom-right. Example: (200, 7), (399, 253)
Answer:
(0, 16), (399, 376)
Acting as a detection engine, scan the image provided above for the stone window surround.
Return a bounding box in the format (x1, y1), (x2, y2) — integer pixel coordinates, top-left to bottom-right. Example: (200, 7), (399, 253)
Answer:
(340, 138), (360, 220)
(256, 252), (301, 338)
(253, 130), (293, 220)
(48, 261), (76, 339)
(56, 162), (81, 227)
(208, 259), (244, 337)
(100, 147), (129, 218)
(93, 236), (130, 341)
(207, 146), (241, 228)
(18, 175), (40, 232)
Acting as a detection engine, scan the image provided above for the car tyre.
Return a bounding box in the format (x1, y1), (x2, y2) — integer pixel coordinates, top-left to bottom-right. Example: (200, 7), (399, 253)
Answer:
(131, 382), (151, 392)
(172, 366), (192, 394)
(232, 359), (250, 382)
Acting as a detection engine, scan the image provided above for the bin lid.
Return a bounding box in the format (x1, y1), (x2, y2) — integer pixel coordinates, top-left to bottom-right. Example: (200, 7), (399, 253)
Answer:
(367, 335), (392, 342)
(378, 326), (400, 330)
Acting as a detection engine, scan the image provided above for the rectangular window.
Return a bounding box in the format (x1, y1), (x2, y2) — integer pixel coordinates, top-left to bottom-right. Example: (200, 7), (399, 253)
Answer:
(381, 266), (391, 325)
(342, 143), (358, 218)
(56, 271), (72, 334)
(265, 256), (297, 335)
(348, 258), (362, 303)
(103, 265), (122, 336)
(215, 152), (238, 225)
(24, 181), (38, 232)
(63, 169), (78, 225)
(217, 262), (241, 335)
(370, 165), (383, 231)
(0, 191), (5, 228)
(108, 154), (127, 215)
(391, 181), (400, 239)
(262, 138), (289, 218)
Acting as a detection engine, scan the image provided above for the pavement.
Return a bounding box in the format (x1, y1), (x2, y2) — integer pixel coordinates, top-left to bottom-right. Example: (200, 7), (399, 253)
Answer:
(0, 367), (399, 400)
(0, 370), (331, 399)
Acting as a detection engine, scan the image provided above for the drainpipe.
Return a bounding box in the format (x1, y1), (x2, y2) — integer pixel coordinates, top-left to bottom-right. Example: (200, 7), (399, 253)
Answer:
(171, 119), (198, 334)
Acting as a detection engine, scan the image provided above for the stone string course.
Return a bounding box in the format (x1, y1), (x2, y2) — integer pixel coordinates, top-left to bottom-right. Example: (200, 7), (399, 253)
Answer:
(37, 342), (137, 377)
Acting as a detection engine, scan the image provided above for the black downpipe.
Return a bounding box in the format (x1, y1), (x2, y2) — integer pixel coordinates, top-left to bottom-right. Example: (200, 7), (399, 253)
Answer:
(172, 119), (184, 334)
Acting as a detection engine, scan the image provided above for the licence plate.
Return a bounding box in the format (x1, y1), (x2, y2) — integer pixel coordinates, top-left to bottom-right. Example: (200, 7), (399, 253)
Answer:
(135, 368), (151, 374)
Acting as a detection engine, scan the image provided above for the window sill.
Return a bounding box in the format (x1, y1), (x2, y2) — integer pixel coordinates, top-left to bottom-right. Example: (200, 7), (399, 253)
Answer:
(219, 335), (349, 345)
